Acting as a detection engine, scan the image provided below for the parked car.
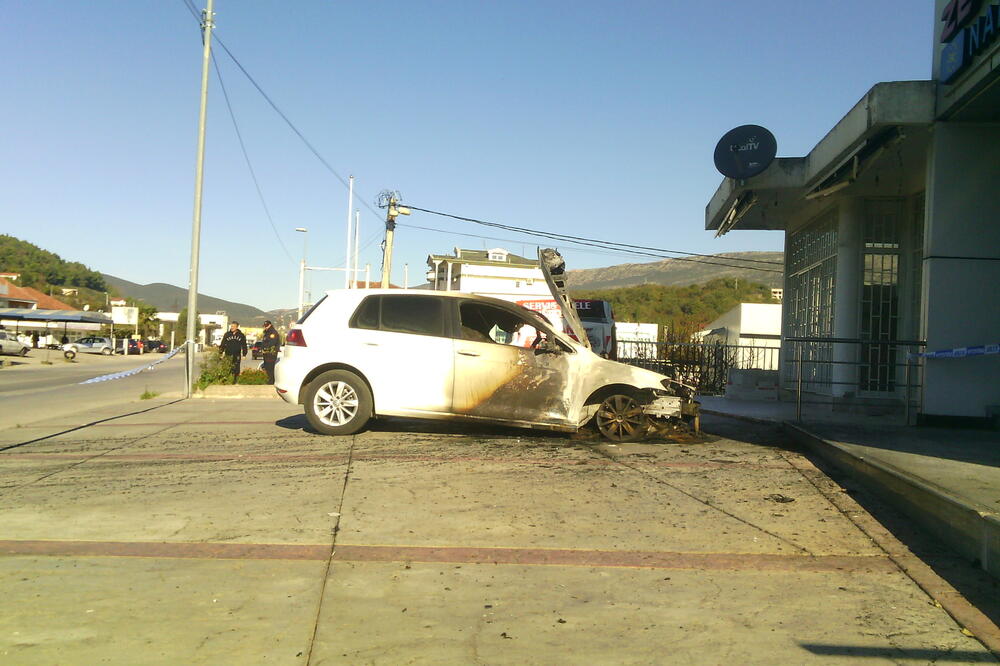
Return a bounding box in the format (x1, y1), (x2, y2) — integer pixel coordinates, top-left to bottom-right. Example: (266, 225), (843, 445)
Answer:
(143, 339), (167, 353)
(116, 338), (143, 355)
(0, 331), (30, 356)
(274, 290), (696, 441)
(63, 336), (114, 356)
(251, 341), (263, 359)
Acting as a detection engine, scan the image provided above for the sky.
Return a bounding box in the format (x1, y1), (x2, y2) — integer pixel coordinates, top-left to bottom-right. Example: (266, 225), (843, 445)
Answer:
(1, 1), (935, 312)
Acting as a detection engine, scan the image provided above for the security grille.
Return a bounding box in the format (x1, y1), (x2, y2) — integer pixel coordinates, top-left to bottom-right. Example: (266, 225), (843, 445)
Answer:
(860, 200), (901, 392)
(784, 209), (837, 392)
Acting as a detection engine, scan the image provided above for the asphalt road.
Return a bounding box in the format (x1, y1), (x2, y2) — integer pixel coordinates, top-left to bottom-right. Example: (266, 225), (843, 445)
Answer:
(0, 399), (995, 664)
(0, 351), (188, 427)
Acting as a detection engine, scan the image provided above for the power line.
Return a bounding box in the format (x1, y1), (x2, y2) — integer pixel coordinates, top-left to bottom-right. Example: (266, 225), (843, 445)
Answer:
(210, 51), (295, 264)
(396, 222), (698, 264)
(178, 0), (386, 225)
(401, 205), (784, 274)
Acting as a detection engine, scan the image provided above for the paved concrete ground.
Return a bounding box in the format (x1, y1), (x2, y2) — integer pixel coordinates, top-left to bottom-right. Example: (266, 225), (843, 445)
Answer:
(0, 399), (996, 664)
(699, 396), (1000, 581)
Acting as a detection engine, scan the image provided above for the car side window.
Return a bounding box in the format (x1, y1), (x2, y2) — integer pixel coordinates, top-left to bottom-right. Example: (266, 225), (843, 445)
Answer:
(380, 295), (444, 337)
(351, 296), (380, 330)
(459, 302), (546, 348)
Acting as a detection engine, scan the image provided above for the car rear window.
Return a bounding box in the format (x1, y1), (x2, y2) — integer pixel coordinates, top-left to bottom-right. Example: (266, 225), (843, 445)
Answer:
(576, 300), (611, 322)
(297, 295), (328, 325)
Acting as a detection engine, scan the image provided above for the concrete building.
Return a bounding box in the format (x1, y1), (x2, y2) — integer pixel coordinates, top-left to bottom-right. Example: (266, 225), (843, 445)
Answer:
(425, 248), (550, 302)
(698, 303), (782, 371)
(705, 0), (1000, 425)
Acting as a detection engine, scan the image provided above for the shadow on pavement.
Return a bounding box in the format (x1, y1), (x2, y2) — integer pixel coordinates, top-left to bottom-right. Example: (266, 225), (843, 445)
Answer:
(274, 413), (574, 441)
(803, 423), (1000, 468)
(799, 643), (995, 662)
(0, 398), (186, 452)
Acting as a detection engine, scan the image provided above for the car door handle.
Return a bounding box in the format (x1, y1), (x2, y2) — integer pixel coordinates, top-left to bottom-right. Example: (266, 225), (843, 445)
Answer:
(458, 351), (480, 357)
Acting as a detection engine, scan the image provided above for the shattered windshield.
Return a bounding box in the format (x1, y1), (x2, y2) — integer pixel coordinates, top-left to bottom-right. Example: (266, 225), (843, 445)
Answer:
(459, 301), (548, 348)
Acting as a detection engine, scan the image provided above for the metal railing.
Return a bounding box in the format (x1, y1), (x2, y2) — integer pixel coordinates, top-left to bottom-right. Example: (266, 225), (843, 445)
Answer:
(784, 336), (925, 423)
(617, 340), (780, 395)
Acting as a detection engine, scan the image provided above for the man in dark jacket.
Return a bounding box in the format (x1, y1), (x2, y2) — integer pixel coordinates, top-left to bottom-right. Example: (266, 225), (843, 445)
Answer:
(259, 320), (281, 384)
(219, 321), (247, 383)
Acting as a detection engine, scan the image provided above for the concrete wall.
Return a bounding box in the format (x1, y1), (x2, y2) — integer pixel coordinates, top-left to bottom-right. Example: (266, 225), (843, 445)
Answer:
(738, 303), (782, 338)
(922, 123), (1000, 418)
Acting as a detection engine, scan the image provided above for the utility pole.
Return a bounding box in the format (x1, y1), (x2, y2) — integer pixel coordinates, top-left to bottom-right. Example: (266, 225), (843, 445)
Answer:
(184, 0), (214, 399)
(379, 192), (409, 288)
(344, 176), (354, 288)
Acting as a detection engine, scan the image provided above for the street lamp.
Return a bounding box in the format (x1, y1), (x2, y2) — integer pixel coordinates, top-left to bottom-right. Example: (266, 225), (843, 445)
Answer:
(296, 228), (308, 319)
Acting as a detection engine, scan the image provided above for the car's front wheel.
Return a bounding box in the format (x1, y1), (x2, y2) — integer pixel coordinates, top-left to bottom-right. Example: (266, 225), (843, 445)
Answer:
(101, 347), (112, 355)
(304, 370), (373, 436)
(595, 392), (648, 442)
(19, 347), (28, 357)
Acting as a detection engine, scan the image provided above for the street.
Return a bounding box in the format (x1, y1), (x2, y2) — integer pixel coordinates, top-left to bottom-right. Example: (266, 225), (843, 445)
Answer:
(0, 397), (994, 664)
(0, 351), (188, 427)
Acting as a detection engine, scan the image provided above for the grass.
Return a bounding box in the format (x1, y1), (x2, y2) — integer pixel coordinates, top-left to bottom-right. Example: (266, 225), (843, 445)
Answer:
(140, 389), (160, 400)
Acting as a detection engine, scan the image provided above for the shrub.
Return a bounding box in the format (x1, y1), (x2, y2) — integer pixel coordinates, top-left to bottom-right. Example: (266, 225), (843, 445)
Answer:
(236, 368), (269, 385)
(196, 353), (234, 390)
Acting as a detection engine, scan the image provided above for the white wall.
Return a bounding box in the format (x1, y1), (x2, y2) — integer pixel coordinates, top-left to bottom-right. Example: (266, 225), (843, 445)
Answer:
(738, 303), (782, 338)
(922, 123), (1000, 418)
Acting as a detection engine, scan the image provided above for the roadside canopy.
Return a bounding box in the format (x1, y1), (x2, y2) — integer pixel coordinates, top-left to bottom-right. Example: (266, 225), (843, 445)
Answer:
(0, 308), (112, 324)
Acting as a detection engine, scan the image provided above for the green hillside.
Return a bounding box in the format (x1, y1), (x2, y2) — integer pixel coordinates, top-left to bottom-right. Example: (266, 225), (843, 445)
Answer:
(571, 278), (778, 341)
(0, 234), (109, 293)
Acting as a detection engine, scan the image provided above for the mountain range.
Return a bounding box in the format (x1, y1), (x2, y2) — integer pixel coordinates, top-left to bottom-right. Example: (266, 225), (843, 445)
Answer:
(101, 274), (272, 324)
(565, 251), (784, 291)
(103, 251), (784, 320)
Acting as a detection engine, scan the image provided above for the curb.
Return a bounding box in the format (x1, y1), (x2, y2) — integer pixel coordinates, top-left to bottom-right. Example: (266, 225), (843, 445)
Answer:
(783, 421), (999, 581)
(700, 407), (779, 427)
(195, 385), (279, 400)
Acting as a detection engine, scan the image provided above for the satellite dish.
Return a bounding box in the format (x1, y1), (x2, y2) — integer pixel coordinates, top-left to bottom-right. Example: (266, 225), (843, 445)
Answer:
(714, 125), (777, 179)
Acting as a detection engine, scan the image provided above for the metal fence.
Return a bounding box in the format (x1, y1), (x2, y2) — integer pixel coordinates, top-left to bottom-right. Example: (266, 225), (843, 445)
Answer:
(784, 336), (925, 423)
(617, 341), (780, 395)
(617, 337), (926, 423)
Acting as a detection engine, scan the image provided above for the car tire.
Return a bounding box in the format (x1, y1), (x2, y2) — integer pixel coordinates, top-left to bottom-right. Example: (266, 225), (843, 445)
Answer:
(304, 370), (373, 436)
(101, 347), (112, 355)
(64, 349), (77, 360)
(594, 392), (648, 442)
(19, 347), (29, 357)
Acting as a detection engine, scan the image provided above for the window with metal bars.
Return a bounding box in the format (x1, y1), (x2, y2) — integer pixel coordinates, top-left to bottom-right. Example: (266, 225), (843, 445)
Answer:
(860, 200), (901, 393)
(784, 208), (838, 392)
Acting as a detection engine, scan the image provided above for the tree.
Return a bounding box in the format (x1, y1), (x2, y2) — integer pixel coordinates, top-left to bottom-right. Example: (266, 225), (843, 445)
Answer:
(136, 302), (159, 338)
(175, 308), (202, 343)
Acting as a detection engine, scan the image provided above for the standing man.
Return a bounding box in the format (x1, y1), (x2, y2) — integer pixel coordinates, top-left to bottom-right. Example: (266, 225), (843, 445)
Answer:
(219, 321), (247, 383)
(260, 320), (281, 385)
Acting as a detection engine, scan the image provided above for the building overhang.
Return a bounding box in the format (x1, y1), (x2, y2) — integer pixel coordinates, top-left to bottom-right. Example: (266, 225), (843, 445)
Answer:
(706, 81), (936, 235)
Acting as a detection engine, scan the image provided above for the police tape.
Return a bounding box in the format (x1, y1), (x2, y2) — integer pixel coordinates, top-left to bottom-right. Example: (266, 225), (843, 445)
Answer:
(79, 344), (186, 385)
(908, 344), (1000, 360)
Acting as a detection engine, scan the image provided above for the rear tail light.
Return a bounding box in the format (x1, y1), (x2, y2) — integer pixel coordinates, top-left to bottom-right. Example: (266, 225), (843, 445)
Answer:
(285, 329), (307, 347)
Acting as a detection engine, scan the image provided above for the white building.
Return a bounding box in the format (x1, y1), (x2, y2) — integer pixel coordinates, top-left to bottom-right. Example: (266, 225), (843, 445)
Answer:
(698, 303), (782, 371)
(154, 311), (228, 346)
(425, 248), (550, 302)
(705, 1), (1000, 426)
(615, 322), (659, 360)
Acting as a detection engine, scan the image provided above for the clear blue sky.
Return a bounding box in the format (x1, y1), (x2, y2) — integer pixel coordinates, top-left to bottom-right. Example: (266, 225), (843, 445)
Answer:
(1, 1), (934, 312)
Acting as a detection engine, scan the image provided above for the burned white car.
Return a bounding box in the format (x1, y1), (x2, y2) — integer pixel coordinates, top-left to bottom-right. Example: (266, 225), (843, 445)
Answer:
(275, 289), (697, 441)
